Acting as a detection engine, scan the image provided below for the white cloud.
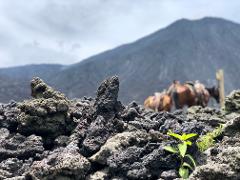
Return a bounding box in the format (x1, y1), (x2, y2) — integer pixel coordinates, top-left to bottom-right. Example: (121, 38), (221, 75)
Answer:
(0, 0), (240, 67)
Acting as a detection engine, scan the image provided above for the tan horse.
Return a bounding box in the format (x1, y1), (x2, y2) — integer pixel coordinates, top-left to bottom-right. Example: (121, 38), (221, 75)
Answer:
(144, 91), (172, 112)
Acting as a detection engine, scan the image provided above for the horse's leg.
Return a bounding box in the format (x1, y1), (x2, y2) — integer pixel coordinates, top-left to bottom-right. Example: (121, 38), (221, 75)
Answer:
(166, 97), (172, 112)
(202, 94), (209, 107)
(172, 91), (180, 109)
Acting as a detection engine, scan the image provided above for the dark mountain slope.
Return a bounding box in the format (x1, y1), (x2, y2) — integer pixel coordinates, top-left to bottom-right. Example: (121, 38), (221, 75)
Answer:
(49, 17), (240, 103)
(0, 75), (27, 102)
(0, 64), (64, 102)
(1, 17), (240, 104)
(0, 64), (64, 80)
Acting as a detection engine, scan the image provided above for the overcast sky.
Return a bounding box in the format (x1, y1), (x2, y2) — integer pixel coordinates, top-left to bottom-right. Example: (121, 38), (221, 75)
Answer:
(0, 0), (239, 67)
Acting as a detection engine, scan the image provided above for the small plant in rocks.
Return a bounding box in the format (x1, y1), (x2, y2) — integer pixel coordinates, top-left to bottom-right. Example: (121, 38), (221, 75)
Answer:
(197, 124), (224, 152)
(164, 131), (197, 179)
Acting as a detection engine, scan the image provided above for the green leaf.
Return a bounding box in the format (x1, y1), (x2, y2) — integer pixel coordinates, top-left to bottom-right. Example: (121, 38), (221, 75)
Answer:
(178, 142), (187, 157)
(179, 166), (189, 179)
(167, 131), (183, 141)
(186, 154), (197, 168)
(182, 133), (198, 141)
(182, 162), (193, 171)
(185, 140), (192, 146)
(164, 146), (178, 153)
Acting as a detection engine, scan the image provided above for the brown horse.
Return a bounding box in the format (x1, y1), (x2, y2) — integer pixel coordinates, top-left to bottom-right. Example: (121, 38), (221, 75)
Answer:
(167, 81), (196, 109)
(144, 91), (172, 112)
(167, 80), (211, 109)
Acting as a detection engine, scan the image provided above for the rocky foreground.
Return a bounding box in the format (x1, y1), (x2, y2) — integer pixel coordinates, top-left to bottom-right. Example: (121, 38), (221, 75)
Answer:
(0, 76), (240, 180)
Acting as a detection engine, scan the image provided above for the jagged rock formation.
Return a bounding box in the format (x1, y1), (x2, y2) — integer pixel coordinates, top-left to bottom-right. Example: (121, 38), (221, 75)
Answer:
(0, 76), (239, 179)
(189, 91), (240, 180)
(16, 78), (75, 148)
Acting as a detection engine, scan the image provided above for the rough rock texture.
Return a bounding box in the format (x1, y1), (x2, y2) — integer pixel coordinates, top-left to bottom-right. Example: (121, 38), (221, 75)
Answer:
(31, 77), (67, 100)
(0, 76), (240, 180)
(70, 76), (126, 157)
(190, 90), (240, 180)
(89, 131), (151, 164)
(0, 128), (44, 161)
(26, 145), (91, 180)
(0, 101), (20, 132)
(16, 78), (76, 148)
(107, 143), (179, 179)
(86, 169), (109, 180)
(79, 115), (125, 157)
(0, 158), (32, 179)
(225, 90), (240, 114)
(94, 76), (123, 116)
(187, 106), (226, 126)
(190, 134), (240, 179)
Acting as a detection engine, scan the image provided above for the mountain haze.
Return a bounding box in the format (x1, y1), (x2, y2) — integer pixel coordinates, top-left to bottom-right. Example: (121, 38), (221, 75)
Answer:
(0, 64), (63, 102)
(1, 17), (240, 104)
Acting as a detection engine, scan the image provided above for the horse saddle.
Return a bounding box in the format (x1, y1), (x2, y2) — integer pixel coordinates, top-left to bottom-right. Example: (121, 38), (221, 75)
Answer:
(184, 81), (196, 93)
(185, 81), (194, 86)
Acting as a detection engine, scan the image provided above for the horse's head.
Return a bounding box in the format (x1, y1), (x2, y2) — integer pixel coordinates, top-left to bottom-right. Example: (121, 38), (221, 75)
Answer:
(206, 86), (219, 103)
(167, 80), (180, 95)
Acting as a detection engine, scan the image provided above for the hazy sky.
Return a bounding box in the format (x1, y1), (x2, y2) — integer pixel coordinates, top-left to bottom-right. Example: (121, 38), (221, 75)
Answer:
(0, 0), (240, 67)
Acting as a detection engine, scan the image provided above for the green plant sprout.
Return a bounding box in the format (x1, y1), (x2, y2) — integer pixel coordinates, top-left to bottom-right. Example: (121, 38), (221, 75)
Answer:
(197, 124), (224, 152)
(164, 131), (197, 179)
